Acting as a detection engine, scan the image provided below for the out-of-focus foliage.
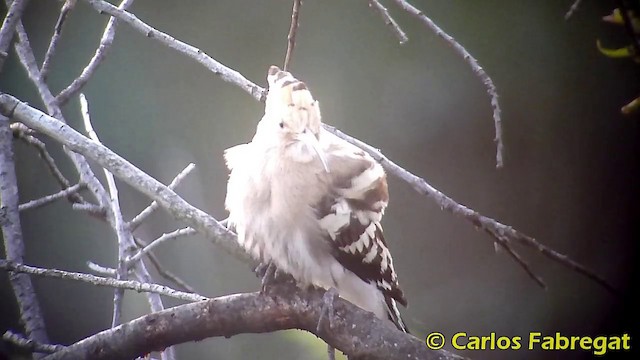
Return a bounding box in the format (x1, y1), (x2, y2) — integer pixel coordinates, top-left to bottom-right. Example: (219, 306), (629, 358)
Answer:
(596, 4), (640, 114)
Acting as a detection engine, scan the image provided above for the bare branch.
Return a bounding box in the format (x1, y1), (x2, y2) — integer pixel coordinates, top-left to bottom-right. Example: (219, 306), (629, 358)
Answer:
(127, 227), (196, 264)
(3, 330), (65, 354)
(13, 130), (85, 204)
(40, 0), (78, 81)
(0, 0), (29, 72)
(72, 202), (106, 217)
(134, 244), (197, 293)
(0, 93), (250, 265)
(0, 114), (50, 347)
(35, 282), (460, 360)
(564, 0), (583, 20)
(322, 124), (617, 294)
(86, 261), (117, 277)
(79, 0), (266, 101)
(12, 17), (112, 214)
(0, 260), (207, 302)
(19, 183), (85, 212)
(78, 95), (176, 359)
(283, 0), (301, 71)
(368, 0), (408, 44)
(129, 163), (196, 231)
(79, 93), (131, 328)
(390, 0), (504, 168)
(55, 0), (134, 105)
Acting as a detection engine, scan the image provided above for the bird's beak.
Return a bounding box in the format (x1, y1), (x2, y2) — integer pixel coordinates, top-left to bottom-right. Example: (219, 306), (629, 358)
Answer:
(298, 130), (330, 173)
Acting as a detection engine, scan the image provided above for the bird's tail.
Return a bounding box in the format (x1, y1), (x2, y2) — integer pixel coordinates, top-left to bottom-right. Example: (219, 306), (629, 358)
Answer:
(385, 297), (409, 333)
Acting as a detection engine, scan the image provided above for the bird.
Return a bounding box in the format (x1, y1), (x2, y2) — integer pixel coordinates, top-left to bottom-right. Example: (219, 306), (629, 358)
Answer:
(224, 65), (408, 332)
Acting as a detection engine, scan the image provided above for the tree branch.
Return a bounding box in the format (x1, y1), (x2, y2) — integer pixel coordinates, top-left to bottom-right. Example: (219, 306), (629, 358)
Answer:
(0, 114), (50, 349)
(12, 16), (112, 216)
(35, 282), (461, 360)
(0, 0), (29, 72)
(40, 0), (78, 81)
(127, 227), (196, 265)
(368, 0), (408, 44)
(18, 183), (85, 212)
(79, 0), (266, 102)
(55, 0), (134, 106)
(0, 93), (250, 266)
(0, 260), (206, 302)
(129, 163), (196, 231)
(390, 0), (504, 168)
(283, 0), (301, 71)
(12, 128), (85, 204)
(3, 330), (65, 354)
(322, 124), (617, 294)
(79, 93), (176, 360)
(564, 0), (583, 20)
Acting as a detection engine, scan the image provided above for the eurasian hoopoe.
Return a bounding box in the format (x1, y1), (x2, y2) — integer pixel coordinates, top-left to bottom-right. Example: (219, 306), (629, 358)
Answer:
(224, 66), (408, 332)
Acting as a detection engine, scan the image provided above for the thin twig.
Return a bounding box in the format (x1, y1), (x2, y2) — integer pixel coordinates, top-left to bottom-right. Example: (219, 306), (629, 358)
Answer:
(564, 0), (583, 20)
(283, 0), (302, 71)
(145, 253), (197, 293)
(368, 0), (408, 44)
(0, 114), (50, 348)
(55, 0), (134, 105)
(131, 236), (197, 293)
(127, 227), (196, 264)
(129, 163), (196, 231)
(3, 330), (65, 354)
(79, 93), (129, 328)
(0, 0), (30, 72)
(390, 0), (504, 168)
(0, 260), (207, 302)
(79, 0), (266, 101)
(19, 183), (85, 212)
(86, 261), (117, 277)
(322, 124), (617, 294)
(13, 131), (85, 204)
(40, 0), (78, 81)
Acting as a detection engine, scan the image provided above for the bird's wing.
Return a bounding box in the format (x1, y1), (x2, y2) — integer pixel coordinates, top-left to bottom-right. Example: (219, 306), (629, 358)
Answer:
(315, 138), (407, 330)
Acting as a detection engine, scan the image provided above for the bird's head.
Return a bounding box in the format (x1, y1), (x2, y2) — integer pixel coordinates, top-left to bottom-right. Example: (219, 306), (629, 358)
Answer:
(259, 65), (329, 172)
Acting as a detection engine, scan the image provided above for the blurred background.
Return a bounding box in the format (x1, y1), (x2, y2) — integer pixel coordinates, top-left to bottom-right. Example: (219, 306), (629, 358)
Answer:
(1, 0), (638, 359)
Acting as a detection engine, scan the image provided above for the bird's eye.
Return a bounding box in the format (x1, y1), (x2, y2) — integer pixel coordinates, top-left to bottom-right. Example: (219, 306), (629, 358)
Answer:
(302, 128), (307, 134)
(279, 121), (285, 129)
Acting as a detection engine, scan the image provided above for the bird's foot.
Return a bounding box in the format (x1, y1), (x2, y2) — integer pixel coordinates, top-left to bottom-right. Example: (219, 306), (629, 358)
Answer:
(316, 287), (339, 334)
(255, 261), (279, 294)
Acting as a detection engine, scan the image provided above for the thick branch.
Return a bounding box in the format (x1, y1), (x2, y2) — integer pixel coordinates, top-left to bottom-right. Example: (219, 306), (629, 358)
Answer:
(40, 283), (459, 360)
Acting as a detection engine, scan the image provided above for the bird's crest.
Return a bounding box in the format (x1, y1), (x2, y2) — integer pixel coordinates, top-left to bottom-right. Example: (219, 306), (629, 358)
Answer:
(265, 66), (322, 134)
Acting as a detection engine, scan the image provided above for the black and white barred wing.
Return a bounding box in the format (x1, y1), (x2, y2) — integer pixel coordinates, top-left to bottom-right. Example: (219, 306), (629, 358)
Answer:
(316, 142), (408, 332)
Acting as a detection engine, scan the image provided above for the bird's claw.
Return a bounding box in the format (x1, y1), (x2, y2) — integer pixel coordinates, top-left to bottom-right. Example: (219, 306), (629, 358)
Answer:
(316, 287), (339, 334)
(255, 261), (278, 294)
